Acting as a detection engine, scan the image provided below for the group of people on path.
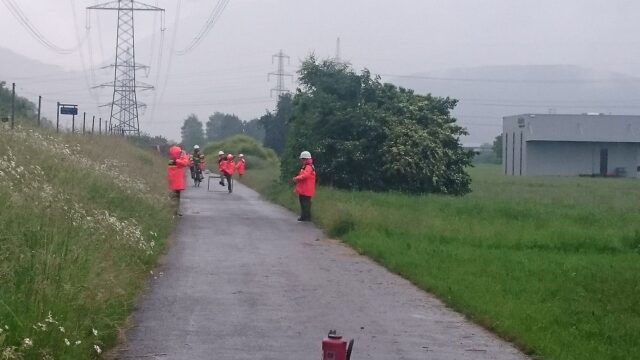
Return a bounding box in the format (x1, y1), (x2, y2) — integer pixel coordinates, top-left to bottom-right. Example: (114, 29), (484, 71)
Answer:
(216, 150), (245, 194)
(166, 144), (315, 221)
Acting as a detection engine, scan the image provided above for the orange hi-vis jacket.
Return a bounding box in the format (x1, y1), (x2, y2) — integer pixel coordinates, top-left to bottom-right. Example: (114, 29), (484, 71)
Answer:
(236, 159), (245, 175)
(222, 158), (235, 175)
(167, 146), (189, 191)
(294, 160), (316, 197)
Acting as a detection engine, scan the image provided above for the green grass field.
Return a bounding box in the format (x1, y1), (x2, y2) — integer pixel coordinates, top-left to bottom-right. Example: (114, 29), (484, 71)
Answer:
(244, 162), (640, 360)
(0, 127), (173, 359)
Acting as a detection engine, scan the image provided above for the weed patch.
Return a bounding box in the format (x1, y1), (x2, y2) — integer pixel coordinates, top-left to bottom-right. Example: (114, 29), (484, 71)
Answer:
(0, 128), (173, 358)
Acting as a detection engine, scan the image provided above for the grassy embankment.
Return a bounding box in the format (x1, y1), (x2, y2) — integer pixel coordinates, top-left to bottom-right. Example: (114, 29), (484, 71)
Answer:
(238, 144), (640, 360)
(0, 126), (173, 358)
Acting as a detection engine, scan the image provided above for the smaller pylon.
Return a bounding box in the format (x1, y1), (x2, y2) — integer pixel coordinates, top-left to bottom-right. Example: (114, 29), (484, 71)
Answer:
(268, 50), (293, 97)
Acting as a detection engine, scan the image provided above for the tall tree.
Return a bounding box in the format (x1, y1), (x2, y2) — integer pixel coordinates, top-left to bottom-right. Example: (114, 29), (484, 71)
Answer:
(260, 93), (292, 155)
(282, 56), (473, 195)
(243, 118), (265, 142)
(0, 81), (51, 127)
(206, 112), (243, 141)
(492, 134), (503, 162)
(180, 114), (205, 150)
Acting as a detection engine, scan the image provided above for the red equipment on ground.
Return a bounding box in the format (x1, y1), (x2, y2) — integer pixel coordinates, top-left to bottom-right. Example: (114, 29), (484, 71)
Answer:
(322, 330), (354, 360)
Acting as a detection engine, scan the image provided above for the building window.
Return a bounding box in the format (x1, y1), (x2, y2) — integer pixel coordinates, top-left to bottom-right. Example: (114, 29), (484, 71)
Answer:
(512, 132), (515, 175)
(504, 133), (508, 175)
(519, 132), (523, 175)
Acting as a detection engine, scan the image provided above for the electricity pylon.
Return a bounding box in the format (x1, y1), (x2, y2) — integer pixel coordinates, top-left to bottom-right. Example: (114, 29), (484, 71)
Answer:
(88, 1), (164, 136)
(268, 50), (293, 97)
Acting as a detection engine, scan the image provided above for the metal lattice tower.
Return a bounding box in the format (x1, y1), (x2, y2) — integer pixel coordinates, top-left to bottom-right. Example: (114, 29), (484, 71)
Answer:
(88, 1), (164, 136)
(268, 50), (292, 97)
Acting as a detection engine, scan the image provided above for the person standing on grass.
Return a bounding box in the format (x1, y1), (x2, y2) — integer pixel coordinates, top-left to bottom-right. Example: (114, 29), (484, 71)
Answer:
(236, 153), (246, 178)
(222, 153), (235, 193)
(293, 150), (316, 222)
(167, 145), (190, 216)
(217, 150), (226, 186)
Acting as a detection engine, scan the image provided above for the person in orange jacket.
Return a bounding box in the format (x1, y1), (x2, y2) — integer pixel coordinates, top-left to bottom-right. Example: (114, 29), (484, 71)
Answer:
(235, 153), (246, 178)
(221, 153), (235, 193)
(167, 145), (190, 216)
(293, 150), (316, 221)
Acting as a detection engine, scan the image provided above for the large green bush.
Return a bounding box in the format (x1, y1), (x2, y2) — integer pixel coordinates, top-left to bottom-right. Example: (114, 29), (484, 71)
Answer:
(204, 134), (277, 161)
(281, 57), (473, 195)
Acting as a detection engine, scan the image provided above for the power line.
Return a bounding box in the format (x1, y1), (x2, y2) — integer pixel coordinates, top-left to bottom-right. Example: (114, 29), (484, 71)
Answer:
(70, 0), (100, 112)
(151, 0), (182, 123)
(381, 73), (640, 84)
(1, 0), (86, 54)
(175, 0), (230, 55)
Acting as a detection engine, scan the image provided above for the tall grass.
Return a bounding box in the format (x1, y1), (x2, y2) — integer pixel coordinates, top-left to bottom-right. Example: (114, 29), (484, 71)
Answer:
(0, 127), (173, 359)
(248, 163), (640, 360)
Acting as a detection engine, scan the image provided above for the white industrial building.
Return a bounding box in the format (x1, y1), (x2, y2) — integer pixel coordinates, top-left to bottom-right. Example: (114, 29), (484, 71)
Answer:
(502, 114), (640, 177)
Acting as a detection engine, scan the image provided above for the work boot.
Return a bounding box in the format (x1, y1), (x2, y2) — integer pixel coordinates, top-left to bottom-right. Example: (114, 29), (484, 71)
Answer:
(219, 180), (225, 186)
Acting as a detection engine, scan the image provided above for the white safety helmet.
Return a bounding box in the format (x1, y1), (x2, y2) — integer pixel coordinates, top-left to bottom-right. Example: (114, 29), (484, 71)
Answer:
(299, 151), (312, 159)
(193, 145), (200, 150)
(239, 153), (244, 157)
(218, 150), (224, 155)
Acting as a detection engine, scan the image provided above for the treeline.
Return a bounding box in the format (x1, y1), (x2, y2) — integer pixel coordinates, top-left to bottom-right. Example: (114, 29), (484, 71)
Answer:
(181, 112), (266, 150)
(181, 56), (472, 195)
(0, 81), (52, 127)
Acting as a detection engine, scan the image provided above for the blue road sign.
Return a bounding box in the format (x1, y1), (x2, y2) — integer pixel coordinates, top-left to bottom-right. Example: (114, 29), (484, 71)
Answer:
(60, 106), (78, 115)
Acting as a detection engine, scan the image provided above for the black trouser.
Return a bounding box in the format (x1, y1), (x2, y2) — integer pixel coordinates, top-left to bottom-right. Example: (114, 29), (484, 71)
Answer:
(225, 173), (232, 192)
(299, 195), (312, 220)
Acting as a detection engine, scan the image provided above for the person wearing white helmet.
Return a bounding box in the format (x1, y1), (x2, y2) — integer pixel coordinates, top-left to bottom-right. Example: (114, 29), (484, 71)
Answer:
(217, 150), (226, 186)
(189, 145), (205, 185)
(293, 150), (316, 221)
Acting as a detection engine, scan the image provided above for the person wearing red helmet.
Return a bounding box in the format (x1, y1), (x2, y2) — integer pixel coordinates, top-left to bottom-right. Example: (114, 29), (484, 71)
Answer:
(221, 153), (235, 193)
(167, 145), (190, 216)
(235, 154), (246, 178)
(293, 150), (316, 221)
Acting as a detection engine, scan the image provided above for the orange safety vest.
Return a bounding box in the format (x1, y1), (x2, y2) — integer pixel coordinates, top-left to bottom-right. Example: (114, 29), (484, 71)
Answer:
(294, 162), (316, 197)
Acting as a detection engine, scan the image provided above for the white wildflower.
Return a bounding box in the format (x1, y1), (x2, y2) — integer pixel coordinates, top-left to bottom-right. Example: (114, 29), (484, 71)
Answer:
(75, 340), (82, 345)
(59, 326), (65, 333)
(23, 338), (33, 348)
(92, 328), (98, 336)
(45, 311), (57, 323)
(94, 345), (102, 354)
(64, 338), (70, 346)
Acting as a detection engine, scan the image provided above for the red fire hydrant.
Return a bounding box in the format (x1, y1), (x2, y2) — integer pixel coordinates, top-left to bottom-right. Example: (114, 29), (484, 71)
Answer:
(322, 330), (354, 360)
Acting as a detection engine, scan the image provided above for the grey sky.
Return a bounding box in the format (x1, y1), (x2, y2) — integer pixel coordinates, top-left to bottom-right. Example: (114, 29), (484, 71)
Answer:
(2, 0), (640, 142)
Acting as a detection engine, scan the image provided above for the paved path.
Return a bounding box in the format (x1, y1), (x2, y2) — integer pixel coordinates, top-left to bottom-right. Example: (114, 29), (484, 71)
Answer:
(116, 180), (527, 360)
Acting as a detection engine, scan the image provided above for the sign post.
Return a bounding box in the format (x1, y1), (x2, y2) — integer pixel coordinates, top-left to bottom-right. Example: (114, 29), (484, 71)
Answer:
(57, 103), (79, 133)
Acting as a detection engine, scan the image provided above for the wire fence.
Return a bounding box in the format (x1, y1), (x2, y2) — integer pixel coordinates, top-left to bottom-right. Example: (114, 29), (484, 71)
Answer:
(2, 81), (129, 136)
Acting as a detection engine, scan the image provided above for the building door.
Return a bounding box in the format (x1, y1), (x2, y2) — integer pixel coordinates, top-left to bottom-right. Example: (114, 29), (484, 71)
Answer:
(600, 148), (608, 176)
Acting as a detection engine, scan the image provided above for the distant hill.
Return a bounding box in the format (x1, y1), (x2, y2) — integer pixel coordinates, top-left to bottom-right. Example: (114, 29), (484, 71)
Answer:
(0, 47), (66, 77)
(389, 65), (640, 145)
(0, 47), (108, 130)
